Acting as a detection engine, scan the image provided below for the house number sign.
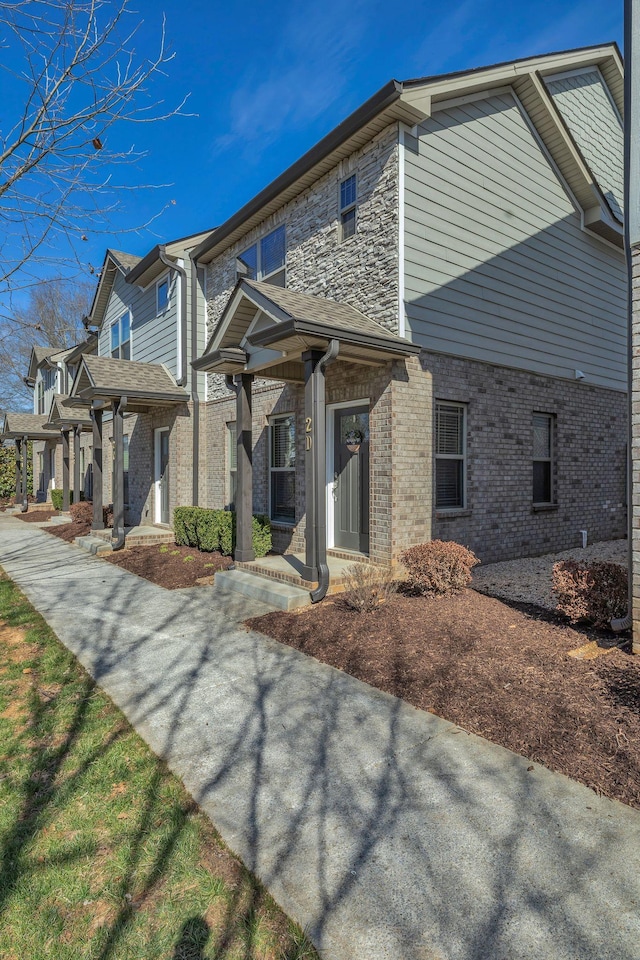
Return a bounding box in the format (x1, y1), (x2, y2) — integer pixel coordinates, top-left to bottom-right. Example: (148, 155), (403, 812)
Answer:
(305, 417), (312, 450)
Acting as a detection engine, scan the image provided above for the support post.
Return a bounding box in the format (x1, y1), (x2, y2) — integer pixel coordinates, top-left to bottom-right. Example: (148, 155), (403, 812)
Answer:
(91, 406), (104, 531)
(14, 438), (22, 504)
(21, 435), (28, 512)
(302, 350), (324, 582)
(62, 429), (70, 512)
(112, 398), (127, 550)
(234, 373), (255, 562)
(73, 423), (81, 506)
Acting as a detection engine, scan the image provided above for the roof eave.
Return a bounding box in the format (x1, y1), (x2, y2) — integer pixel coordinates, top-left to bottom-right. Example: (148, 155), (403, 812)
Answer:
(191, 80), (403, 264)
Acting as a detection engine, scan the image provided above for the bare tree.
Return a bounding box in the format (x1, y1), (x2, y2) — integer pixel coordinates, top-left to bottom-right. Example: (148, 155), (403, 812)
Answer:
(0, 0), (188, 295)
(0, 277), (93, 410)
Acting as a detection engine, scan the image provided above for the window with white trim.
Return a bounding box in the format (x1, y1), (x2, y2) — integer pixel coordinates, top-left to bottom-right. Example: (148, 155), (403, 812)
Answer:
(339, 174), (357, 241)
(157, 276), (169, 314)
(111, 311), (131, 360)
(533, 413), (555, 504)
(238, 225), (286, 287)
(435, 402), (466, 509)
(269, 414), (296, 524)
(227, 421), (237, 511)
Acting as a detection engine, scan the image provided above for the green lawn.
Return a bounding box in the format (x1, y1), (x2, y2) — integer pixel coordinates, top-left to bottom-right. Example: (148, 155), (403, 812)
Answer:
(0, 573), (318, 960)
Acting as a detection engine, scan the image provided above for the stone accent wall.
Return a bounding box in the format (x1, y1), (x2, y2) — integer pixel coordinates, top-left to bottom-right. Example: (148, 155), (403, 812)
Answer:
(429, 353), (627, 563)
(205, 123), (400, 401)
(632, 247), (640, 654)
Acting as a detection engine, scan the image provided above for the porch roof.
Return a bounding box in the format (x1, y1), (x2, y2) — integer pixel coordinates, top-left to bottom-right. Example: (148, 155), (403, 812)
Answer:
(1, 412), (60, 440)
(70, 355), (189, 411)
(193, 279), (420, 379)
(45, 395), (93, 430)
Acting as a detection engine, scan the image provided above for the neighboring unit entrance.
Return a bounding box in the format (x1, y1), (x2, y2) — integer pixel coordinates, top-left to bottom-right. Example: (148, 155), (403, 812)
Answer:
(332, 404), (370, 553)
(154, 428), (170, 524)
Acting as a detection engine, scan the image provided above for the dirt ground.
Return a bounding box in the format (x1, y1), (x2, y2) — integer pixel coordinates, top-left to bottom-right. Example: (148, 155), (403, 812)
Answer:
(247, 588), (640, 810)
(104, 544), (233, 589)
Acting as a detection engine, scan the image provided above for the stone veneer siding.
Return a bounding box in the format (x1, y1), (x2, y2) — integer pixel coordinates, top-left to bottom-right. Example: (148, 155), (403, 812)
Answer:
(429, 353), (627, 563)
(205, 123), (400, 401)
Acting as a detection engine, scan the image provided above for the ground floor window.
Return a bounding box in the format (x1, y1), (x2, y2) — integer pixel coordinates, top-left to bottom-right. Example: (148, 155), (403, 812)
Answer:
(37, 452), (45, 493)
(269, 414), (295, 524)
(533, 412), (555, 504)
(435, 401), (466, 509)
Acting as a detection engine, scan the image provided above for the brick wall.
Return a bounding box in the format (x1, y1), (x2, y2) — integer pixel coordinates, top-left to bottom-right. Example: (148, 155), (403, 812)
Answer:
(632, 247), (640, 653)
(428, 353), (627, 563)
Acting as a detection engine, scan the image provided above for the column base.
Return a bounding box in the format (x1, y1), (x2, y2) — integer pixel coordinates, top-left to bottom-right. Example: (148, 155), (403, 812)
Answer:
(300, 564), (318, 582)
(234, 548), (256, 563)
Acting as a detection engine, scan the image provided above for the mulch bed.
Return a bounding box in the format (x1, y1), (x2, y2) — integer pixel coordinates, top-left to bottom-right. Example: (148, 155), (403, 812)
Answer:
(14, 509), (59, 522)
(46, 520), (90, 542)
(104, 544), (233, 589)
(247, 588), (640, 810)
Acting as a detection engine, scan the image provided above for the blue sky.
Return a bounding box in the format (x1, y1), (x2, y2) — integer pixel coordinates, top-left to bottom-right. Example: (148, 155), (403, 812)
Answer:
(5, 0), (625, 284)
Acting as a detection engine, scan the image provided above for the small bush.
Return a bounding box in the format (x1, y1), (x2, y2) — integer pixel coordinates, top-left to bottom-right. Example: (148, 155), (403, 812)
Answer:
(342, 563), (397, 613)
(50, 489), (85, 511)
(552, 560), (628, 629)
(69, 501), (93, 525)
(173, 507), (271, 558)
(400, 539), (479, 595)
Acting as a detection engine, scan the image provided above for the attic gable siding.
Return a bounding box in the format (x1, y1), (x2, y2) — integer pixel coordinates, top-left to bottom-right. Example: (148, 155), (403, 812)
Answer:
(403, 91), (626, 391)
(97, 269), (179, 375)
(545, 68), (623, 221)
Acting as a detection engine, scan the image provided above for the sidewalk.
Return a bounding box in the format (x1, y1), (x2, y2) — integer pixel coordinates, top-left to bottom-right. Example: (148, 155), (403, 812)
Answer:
(1, 514), (639, 960)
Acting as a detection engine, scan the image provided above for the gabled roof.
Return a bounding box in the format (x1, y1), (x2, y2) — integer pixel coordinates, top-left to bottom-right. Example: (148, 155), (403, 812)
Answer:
(194, 279), (420, 380)
(87, 248), (141, 330)
(1, 412), (60, 440)
(126, 229), (215, 287)
(25, 345), (57, 384)
(192, 42), (623, 264)
(45, 394), (92, 430)
(70, 354), (189, 409)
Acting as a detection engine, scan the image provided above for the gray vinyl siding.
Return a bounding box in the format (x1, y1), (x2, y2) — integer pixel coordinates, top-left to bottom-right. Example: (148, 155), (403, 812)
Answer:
(403, 91), (626, 392)
(97, 269), (179, 375)
(545, 68), (623, 221)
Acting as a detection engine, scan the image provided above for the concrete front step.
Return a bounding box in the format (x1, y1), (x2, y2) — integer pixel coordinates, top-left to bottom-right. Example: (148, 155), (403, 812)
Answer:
(92, 525), (175, 547)
(215, 569), (311, 611)
(75, 535), (114, 556)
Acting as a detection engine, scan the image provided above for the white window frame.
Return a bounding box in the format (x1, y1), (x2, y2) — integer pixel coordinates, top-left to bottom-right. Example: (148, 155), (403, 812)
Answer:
(111, 311), (131, 360)
(238, 225), (286, 285)
(533, 412), (556, 505)
(339, 173), (357, 242)
(435, 401), (467, 511)
(156, 274), (170, 314)
(269, 413), (296, 525)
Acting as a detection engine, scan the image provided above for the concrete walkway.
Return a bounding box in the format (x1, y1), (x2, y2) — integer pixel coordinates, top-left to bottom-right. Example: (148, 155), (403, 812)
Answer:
(1, 515), (640, 960)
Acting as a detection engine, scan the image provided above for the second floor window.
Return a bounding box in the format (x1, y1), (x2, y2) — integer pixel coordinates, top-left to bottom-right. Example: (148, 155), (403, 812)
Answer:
(339, 174), (357, 241)
(157, 276), (169, 314)
(238, 225), (286, 287)
(36, 380), (44, 414)
(111, 311), (131, 360)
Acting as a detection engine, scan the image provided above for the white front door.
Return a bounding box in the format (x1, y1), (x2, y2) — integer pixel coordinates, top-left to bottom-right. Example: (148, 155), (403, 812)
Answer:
(154, 428), (170, 524)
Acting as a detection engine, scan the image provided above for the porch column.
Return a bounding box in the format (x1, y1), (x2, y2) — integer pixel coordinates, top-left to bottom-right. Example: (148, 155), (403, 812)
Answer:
(234, 373), (255, 563)
(302, 350), (324, 581)
(112, 398), (126, 547)
(62, 429), (70, 512)
(73, 423), (81, 505)
(91, 406), (104, 531)
(21, 435), (28, 511)
(14, 438), (22, 504)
